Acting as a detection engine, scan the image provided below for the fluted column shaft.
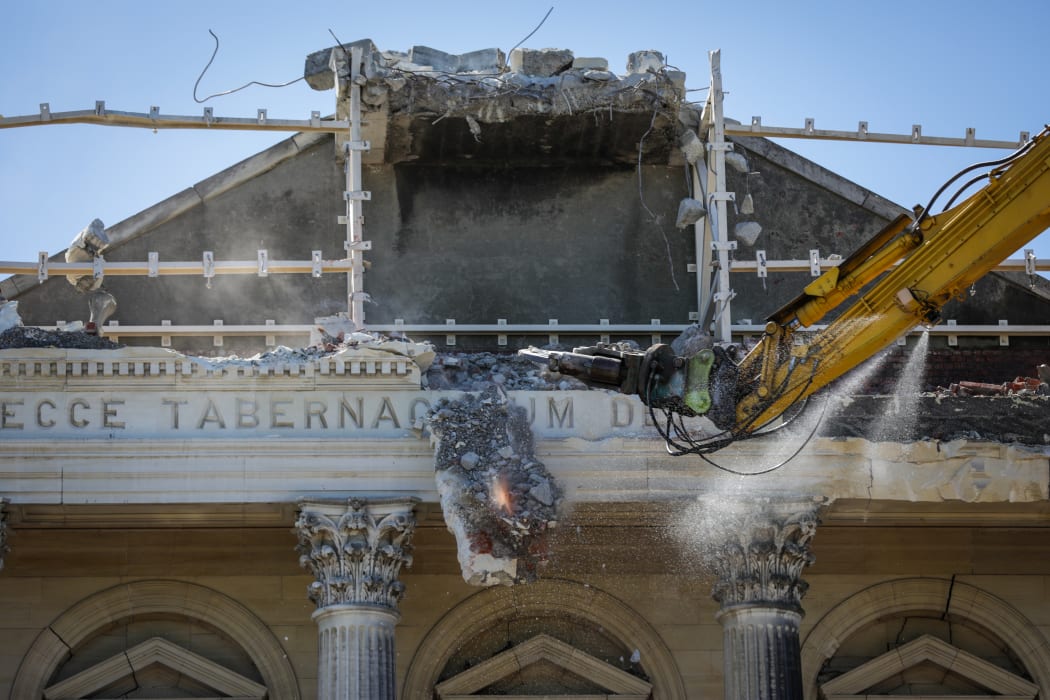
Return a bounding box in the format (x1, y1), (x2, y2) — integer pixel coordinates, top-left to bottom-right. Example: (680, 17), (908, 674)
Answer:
(314, 606), (399, 700)
(295, 498), (417, 700)
(0, 497), (8, 572)
(717, 606), (803, 700)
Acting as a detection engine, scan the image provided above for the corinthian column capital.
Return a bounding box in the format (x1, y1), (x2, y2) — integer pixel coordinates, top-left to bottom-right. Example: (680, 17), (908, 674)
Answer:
(706, 497), (821, 613)
(295, 498), (418, 611)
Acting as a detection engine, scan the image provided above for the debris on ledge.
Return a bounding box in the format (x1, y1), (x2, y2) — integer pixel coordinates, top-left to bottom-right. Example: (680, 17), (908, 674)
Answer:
(426, 387), (562, 586)
(0, 325), (123, 350)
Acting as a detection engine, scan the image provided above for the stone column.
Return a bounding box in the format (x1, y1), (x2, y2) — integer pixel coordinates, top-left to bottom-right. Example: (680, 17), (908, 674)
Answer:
(705, 498), (821, 700)
(0, 498), (8, 572)
(295, 498), (417, 700)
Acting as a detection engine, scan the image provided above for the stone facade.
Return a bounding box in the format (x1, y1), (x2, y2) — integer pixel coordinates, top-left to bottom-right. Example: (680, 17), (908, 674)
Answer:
(2, 40), (1049, 700)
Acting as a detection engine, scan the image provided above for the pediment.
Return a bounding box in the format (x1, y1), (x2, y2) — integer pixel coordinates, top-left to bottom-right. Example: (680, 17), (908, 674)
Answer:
(821, 633), (1038, 699)
(44, 636), (267, 699)
(435, 633), (652, 699)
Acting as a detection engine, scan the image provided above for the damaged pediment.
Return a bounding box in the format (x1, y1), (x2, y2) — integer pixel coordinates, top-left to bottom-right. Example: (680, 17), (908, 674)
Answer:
(305, 40), (690, 165)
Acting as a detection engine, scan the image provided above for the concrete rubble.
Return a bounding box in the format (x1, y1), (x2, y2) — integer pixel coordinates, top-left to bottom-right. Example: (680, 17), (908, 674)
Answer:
(0, 325), (122, 350)
(426, 387), (562, 586)
(304, 40), (688, 164)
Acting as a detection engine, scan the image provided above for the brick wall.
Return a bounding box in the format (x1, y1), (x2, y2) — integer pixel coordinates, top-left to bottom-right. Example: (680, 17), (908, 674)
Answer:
(843, 346), (1049, 394)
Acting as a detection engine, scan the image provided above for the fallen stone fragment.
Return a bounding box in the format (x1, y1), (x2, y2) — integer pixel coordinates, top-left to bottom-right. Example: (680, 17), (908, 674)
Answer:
(724, 151), (749, 173)
(676, 198), (706, 228)
(427, 387), (562, 586)
(735, 221), (763, 246)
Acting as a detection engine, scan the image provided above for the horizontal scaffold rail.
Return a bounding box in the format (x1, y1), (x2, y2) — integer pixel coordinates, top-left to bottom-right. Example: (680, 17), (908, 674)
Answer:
(0, 256), (352, 278)
(2, 256), (1045, 279)
(725, 117), (1029, 149)
(0, 103), (350, 133)
(730, 256), (1050, 274)
(35, 321), (1050, 341)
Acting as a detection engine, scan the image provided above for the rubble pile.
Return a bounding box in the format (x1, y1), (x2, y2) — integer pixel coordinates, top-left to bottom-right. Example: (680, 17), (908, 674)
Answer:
(426, 387), (562, 586)
(943, 366), (1050, 397)
(0, 326), (122, 350)
(424, 352), (587, 391)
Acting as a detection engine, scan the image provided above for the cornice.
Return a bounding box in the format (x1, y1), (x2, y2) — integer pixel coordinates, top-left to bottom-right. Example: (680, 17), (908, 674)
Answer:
(0, 345), (422, 389)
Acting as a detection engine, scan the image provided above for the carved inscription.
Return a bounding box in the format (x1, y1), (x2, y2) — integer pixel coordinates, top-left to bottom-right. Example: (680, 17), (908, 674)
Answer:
(0, 391), (659, 438)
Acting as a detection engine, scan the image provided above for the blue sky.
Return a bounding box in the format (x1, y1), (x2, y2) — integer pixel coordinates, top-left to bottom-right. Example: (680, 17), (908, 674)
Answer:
(2, 1), (1048, 272)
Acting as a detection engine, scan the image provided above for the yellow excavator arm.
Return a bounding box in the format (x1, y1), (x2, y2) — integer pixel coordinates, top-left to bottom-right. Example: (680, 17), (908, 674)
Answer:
(733, 124), (1050, 434)
(522, 125), (1050, 454)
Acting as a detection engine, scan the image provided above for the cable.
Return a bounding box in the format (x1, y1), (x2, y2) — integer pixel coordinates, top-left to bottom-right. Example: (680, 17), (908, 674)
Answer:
(193, 29), (304, 103)
(940, 172), (991, 212)
(508, 7), (555, 56)
(914, 137), (1036, 226)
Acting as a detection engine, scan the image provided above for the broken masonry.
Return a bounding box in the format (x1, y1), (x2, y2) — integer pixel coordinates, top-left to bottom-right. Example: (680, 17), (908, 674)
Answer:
(426, 387), (561, 586)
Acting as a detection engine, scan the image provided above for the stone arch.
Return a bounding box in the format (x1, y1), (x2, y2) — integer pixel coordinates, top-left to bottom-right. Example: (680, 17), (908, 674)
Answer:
(800, 577), (1050, 699)
(402, 578), (687, 700)
(10, 578), (300, 699)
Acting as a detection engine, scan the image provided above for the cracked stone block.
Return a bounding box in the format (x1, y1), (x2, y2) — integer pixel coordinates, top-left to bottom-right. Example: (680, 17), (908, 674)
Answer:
(582, 69), (616, 82)
(408, 46), (505, 73)
(408, 45), (459, 72)
(626, 50), (665, 74)
(572, 57), (608, 71)
(304, 38), (379, 90)
(457, 47), (505, 72)
(509, 48), (574, 76)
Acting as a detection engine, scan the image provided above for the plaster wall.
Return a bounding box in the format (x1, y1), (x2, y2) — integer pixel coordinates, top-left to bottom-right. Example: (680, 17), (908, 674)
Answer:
(13, 129), (1041, 354)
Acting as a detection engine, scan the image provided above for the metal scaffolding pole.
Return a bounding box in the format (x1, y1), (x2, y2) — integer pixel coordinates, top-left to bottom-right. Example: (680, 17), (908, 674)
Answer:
(343, 46), (371, 329)
(704, 50), (735, 343)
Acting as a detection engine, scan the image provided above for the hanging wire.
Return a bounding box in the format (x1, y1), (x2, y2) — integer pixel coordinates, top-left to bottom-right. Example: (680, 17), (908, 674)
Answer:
(193, 29), (305, 103)
(508, 7), (555, 55)
(913, 137), (1037, 225)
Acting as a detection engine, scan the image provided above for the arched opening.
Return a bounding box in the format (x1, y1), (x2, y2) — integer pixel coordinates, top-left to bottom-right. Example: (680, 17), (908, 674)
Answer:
(801, 577), (1050, 699)
(10, 579), (299, 699)
(402, 578), (686, 700)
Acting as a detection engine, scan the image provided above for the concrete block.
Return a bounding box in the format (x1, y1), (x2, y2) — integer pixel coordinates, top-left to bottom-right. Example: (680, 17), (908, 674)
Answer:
(627, 50), (665, 74)
(456, 47), (505, 72)
(665, 69), (687, 91)
(572, 56), (608, 71)
(408, 45), (459, 72)
(509, 47), (574, 76)
(408, 46), (504, 73)
(582, 69), (616, 82)
(303, 39), (379, 90)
